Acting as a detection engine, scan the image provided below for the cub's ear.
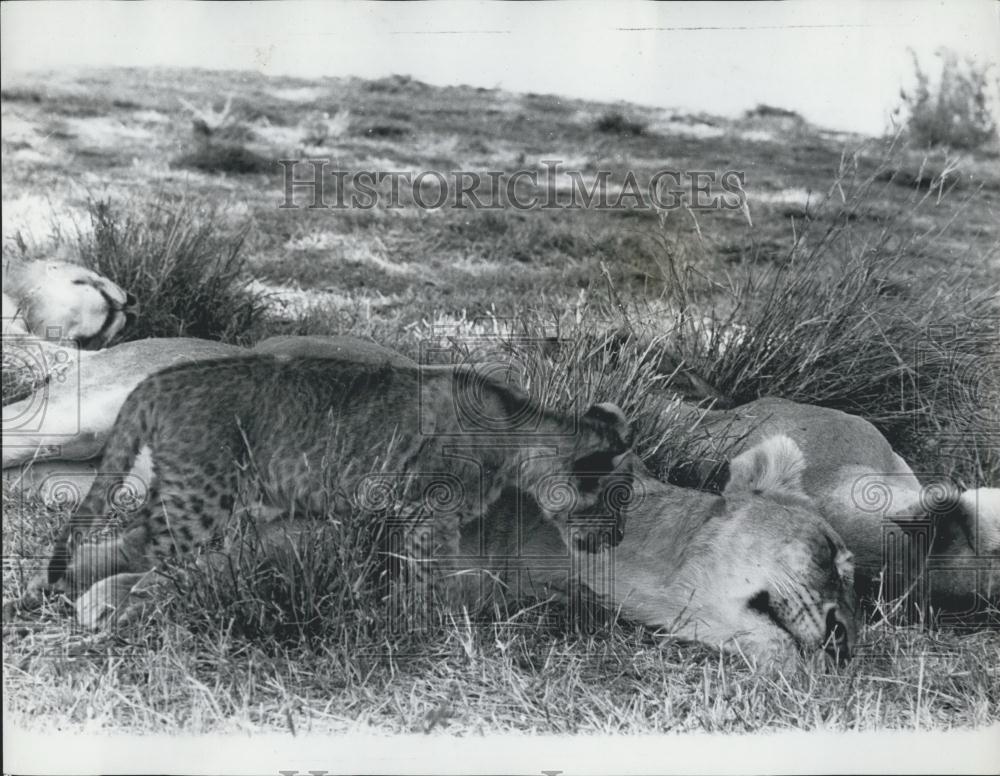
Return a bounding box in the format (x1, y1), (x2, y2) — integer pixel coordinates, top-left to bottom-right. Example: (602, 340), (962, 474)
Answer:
(558, 404), (636, 555)
(572, 403), (634, 492)
(583, 402), (633, 451)
(725, 434), (806, 498)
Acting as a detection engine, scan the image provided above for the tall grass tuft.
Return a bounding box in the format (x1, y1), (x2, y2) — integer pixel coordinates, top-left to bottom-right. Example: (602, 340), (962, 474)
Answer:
(76, 197), (270, 344)
(158, 512), (393, 652)
(645, 141), (999, 483)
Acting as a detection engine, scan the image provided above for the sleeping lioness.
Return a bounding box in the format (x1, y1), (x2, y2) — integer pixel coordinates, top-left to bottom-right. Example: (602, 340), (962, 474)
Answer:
(10, 352), (856, 667)
(669, 398), (999, 613)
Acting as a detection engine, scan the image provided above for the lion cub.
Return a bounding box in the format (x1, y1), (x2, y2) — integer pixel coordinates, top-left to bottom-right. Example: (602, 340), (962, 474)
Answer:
(38, 354), (635, 614)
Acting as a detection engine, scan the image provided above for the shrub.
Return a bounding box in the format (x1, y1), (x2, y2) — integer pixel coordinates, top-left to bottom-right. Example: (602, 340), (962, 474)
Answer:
(897, 49), (998, 150)
(159, 508), (392, 650)
(301, 108), (351, 147)
(359, 124), (409, 139)
(76, 197), (269, 344)
(363, 74), (429, 94)
(594, 110), (646, 137)
(744, 104), (803, 121)
(172, 144), (272, 175)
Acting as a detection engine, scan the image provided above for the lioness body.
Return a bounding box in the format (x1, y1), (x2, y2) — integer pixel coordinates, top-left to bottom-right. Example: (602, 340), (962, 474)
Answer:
(1, 336), (411, 473)
(2, 338), (244, 472)
(674, 398), (999, 607)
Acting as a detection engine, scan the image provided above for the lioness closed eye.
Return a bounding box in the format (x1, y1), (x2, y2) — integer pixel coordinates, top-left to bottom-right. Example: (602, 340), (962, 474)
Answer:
(17, 354), (855, 666)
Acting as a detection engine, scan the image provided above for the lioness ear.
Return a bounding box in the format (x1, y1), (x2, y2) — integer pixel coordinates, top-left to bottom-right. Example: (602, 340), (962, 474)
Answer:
(725, 434), (806, 497)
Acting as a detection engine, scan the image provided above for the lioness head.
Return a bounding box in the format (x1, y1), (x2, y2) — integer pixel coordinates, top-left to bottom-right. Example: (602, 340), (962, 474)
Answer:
(603, 435), (857, 666)
(3, 260), (137, 348)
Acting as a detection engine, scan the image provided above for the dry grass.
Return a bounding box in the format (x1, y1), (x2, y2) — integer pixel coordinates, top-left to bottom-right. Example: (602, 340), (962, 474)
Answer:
(76, 197), (271, 345)
(643, 142), (1000, 483)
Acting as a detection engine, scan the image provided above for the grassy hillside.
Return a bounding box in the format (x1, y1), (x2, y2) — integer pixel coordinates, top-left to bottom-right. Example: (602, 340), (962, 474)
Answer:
(2, 67), (998, 735)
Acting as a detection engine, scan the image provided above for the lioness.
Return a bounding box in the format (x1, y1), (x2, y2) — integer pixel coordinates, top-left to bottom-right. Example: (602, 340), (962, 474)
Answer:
(2, 335), (414, 474)
(14, 354), (855, 666)
(669, 398), (1000, 610)
(2, 260), (137, 349)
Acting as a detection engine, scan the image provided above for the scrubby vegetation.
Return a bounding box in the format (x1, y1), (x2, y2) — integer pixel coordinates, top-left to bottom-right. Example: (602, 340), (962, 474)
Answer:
(172, 143), (273, 174)
(898, 49), (998, 150)
(594, 109), (647, 137)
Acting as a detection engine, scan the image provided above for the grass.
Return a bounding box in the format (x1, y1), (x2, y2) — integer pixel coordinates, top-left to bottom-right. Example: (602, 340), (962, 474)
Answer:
(5, 616), (998, 734)
(642, 142), (1000, 484)
(2, 66), (999, 736)
(76, 197), (271, 345)
(5, 482), (998, 735)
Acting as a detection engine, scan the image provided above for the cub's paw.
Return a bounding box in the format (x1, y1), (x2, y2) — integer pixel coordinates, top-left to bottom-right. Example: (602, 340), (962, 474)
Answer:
(74, 572), (156, 630)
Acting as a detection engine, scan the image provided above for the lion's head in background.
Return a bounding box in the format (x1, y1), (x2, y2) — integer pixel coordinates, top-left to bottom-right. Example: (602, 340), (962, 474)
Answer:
(3, 260), (136, 349)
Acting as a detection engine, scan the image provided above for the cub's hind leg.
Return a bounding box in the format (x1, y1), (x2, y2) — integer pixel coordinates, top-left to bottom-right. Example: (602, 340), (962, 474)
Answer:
(4, 472), (156, 620)
(139, 452), (240, 565)
(67, 455), (241, 628)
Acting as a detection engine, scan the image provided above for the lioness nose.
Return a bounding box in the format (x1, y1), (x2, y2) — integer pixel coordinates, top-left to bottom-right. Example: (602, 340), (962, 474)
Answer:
(823, 607), (851, 665)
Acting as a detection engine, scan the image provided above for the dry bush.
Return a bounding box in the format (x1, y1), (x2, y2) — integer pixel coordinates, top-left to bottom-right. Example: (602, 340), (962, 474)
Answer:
(172, 144), (272, 174)
(594, 110), (646, 137)
(897, 49), (998, 150)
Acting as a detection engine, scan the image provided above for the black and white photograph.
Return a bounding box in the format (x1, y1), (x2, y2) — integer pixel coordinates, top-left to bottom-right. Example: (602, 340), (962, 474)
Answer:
(2, 1), (998, 773)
